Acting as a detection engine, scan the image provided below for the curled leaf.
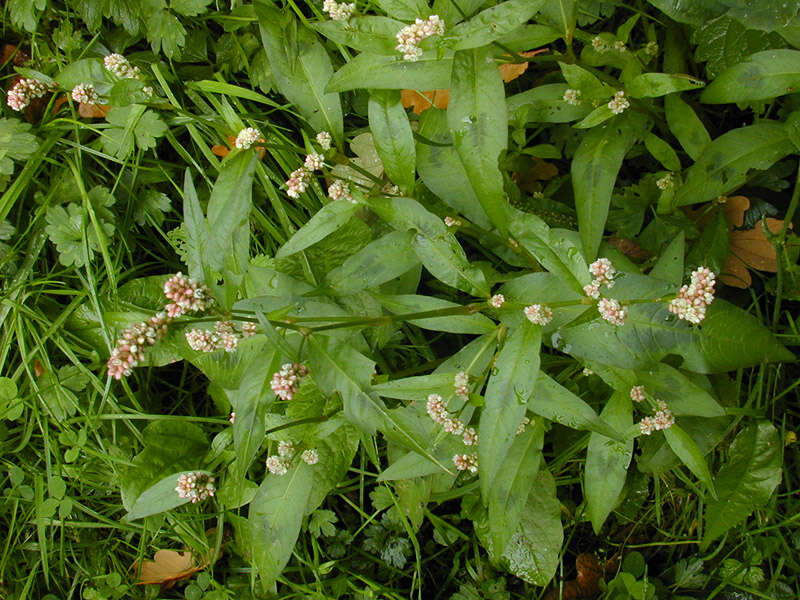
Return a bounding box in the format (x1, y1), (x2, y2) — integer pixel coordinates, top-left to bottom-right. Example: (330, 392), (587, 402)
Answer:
(135, 549), (207, 587)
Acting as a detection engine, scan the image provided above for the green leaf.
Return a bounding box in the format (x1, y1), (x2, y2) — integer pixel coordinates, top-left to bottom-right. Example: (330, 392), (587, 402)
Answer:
(374, 0), (429, 20)
(416, 108), (491, 229)
(120, 421), (208, 511)
(701, 49), (800, 103)
(257, 4), (343, 141)
(181, 170), (208, 280)
(126, 470), (211, 520)
(368, 91), (416, 194)
(559, 62), (612, 99)
(171, 0), (211, 17)
(448, 47), (509, 233)
(376, 294), (495, 334)
(448, 0), (545, 50)
(53, 58), (107, 91)
(507, 84), (592, 124)
(45, 203), (114, 268)
(674, 122), (795, 207)
(479, 321), (541, 498)
(638, 364), (724, 417)
(276, 200), (357, 258)
(644, 132), (681, 171)
(701, 422), (782, 548)
(693, 15), (784, 79)
(650, 231), (684, 284)
(205, 152), (258, 274)
(327, 230), (419, 295)
(488, 422), (544, 555)
(664, 94), (711, 161)
(572, 111), (647, 260)
(664, 424), (716, 498)
(249, 465), (314, 590)
(625, 73), (704, 98)
(372, 373), (455, 401)
(679, 299), (794, 373)
(586, 391), (633, 533)
(531, 373), (622, 439)
(411, 231), (490, 296)
(312, 16), (405, 54)
(327, 53), (452, 92)
(133, 111), (167, 150)
(146, 8), (186, 58)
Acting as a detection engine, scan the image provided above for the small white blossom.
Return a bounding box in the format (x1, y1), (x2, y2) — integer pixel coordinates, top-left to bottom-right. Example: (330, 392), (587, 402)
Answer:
(524, 304), (553, 326)
(103, 53), (141, 79)
(235, 127), (261, 149)
(395, 15), (445, 61)
(71, 83), (98, 105)
(563, 88), (581, 105)
(302, 449), (319, 465)
(175, 472), (215, 503)
(277, 440), (294, 457)
(453, 453), (478, 474)
(598, 298), (627, 326)
(286, 168), (311, 199)
(591, 36), (609, 53)
(327, 179), (354, 203)
(304, 152), (324, 171)
(454, 371), (469, 398)
(322, 0), (355, 21)
(630, 385), (646, 403)
(266, 455), (290, 475)
(316, 131), (332, 150)
(656, 173), (674, 191)
(608, 91), (630, 115)
(461, 427), (478, 446)
(489, 294), (505, 308)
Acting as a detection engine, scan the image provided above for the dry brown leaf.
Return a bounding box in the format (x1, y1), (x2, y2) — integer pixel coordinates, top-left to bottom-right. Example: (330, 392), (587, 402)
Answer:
(498, 50), (545, 82)
(135, 549), (206, 587)
(79, 103), (111, 118)
(609, 235), (650, 261)
(544, 554), (606, 600)
(400, 89), (450, 114)
(211, 135), (266, 160)
(211, 144), (230, 158)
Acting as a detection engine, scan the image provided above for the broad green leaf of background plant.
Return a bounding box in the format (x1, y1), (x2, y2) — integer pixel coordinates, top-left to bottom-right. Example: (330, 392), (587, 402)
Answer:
(327, 53), (452, 92)
(368, 91), (416, 194)
(507, 84), (592, 124)
(448, 47), (509, 233)
(664, 94), (711, 161)
(374, 0), (429, 20)
(256, 3), (343, 142)
(664, 424), (717, 498)
(248, 464), (314, 591)
(376, 294), (495, 334)
(701, 421), (782, 548)
(479, 321), (541, 499)
(488, 422), (544, 557)
(276, 200), (357, 258)
(572, 111), (647, 260)
(447, 0), (545, 50)
(126, 470), (212, 520)
(625, 73), (704, 98)
(477, 470), (562, 586)
(586, 391), (633, 533)
(644, 132), (682, 172)
(649, 231), (685, 284)
(313, 16), (405, 54)
(701, 49), (800, 103)
(674, 122), (795, 207)
(120, 421), (208, 511)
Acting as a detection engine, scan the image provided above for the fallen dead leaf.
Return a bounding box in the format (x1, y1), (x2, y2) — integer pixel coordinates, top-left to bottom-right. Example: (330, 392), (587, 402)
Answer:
(135, 549), (207, 587)
(609, 235), (650, 261)
(498, 50), (545, 83)
(400, 89), (450, 114)
(544, 553), (606, 600)
(211, 134), (266, 160)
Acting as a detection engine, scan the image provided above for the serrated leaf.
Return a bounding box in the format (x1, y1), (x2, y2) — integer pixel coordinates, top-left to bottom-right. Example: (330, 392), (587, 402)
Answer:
(448, 47), (509, 233)
(572, 111), (647, 260)
(147, 9), (186, 58)
(586, 391), (633, 533)
(249, 465), (314, 590)
(134, 111), (167, 150)
(257, 4), (343, 141)
(479, 322), (541, 499)
(664, 424), (717, 498)
(327, 53), (453, 92)
(702, 49), (800, 103)
(448, 0), (545, 50)
(368, 91), (416, 194)
(701, 421), (782, 548)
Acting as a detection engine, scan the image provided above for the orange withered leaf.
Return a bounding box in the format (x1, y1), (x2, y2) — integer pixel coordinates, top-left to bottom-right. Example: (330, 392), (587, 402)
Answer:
(400, 89), (450, 114)
(135, 549), (206, 587)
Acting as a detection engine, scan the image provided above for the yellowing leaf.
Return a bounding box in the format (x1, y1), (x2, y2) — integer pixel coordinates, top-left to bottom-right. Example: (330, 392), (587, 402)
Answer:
(135, 549), (206, 587)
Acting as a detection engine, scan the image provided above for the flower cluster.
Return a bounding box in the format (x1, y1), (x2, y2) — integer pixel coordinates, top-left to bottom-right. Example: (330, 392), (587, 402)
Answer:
(598, 298), (627, 326)
(639, 401), (675, 435)
(302, 449), (319, 465)
(630, 385), (646, 403)
(304, 152), (324, 171)
(175, 472), (215, 503)
(656, 173), (674, 190)
(107, 312), (171, 380)
(444, 216), (462, 227)
(327, 179), (354, 203)
(426, 393), (477, 446)
(454, 371), (469, 398)
(323, 0), (355, 21)
(584, 257), (616, 298)
(6, 77), (49, 111)
(668, 266), (716, 324)
(563, 88), (581, 105)
(235, 127), (261, 149)
(489, 294), (505, 308)
(107, 273), (213, 379)
(185, 320), (254, 353)
(229, 412), (236, 423)
(453, 453), (478, 474)
(286, 167), (311, 199)
(608, 91), (630, 115)
(71, 83), (98, 105)
(316, 130), (332, 150)
(266, 454), (290, 476)
(591, 36), (609, 52)
(104, 53), (141, 79)
(163, 272), (213, 318)
(395, 15), (444, 61)
(524, 304), (553, 326)
(516, 416), (531, 435)
(270, 363), (309, 401)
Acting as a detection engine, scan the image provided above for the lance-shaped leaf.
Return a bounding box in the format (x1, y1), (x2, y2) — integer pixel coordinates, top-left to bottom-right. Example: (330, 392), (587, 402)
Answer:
(488, 421), (544, 555)
(181, 170), (208, 280)
(249, 464), (314, 591)
(375, 0), (429, 20)
(375, 294), (495, 334)
(368, 91), (416, 194)
(626, 73), (704, 98)
(479, 321), (541, 499)
(674, 122), (795, 207)
(126, 470), (213, 520)
(585, 391), (633, 533)
(664, 94), (710, 162)
(572, 111), (646, 260)
(702, 49), (800, 104)
(256, 4), (343, 141)
(448, 47), (509, 233)
(701, 421), (782, 548)
(448, 0), (545, 50)
(327, 53), (452, 92)
(312, 16), (405, 54)
(664, 424), (717, 498)
(276, 200), (358, 258)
